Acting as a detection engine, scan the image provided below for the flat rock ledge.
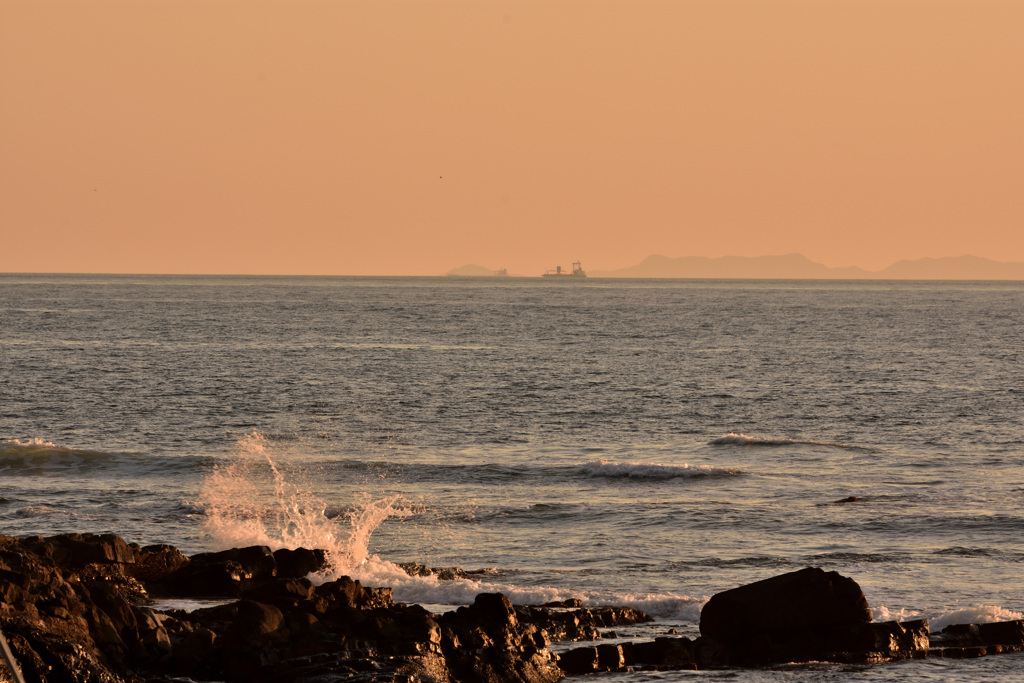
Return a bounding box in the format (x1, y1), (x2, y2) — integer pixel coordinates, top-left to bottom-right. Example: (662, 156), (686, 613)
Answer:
(0, 535), (1019, 682)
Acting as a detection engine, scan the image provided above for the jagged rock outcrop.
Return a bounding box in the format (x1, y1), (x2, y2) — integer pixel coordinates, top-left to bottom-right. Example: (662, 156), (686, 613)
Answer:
(1, 533), (159, 682)
(439, 593), (562, 683)
(5, 537), (1024, 682)
(0, 533), (566, 682)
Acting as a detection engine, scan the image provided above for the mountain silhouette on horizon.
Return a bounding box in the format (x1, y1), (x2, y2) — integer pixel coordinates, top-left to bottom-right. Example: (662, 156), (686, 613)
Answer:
(588, 254), (1024, 280)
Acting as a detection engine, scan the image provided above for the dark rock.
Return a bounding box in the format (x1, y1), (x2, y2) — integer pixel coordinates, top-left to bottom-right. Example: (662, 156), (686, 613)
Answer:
(398, 561), (434, 577)
(46, 533), (137, 566)
(273, 547), (327, 578)
(171, 626), (219, 676)
(588, 605), (652, 628)
(931, 619), (1024, 658)
(694, 636), (731, 667)
(557, 645), (601, 674)
(595, 643), (626, 670)
(978, 620), (1024, 646)
(3, 628), (120, 683)
(441, 593), (563, 683)
(217, 601), (288, 680)
(188, 601), (244, 633)
(520, 604), (652, 643)
(700, 566), (872, 664)
(131, 544), (190, 586)
(23, 531), (1024, 682)
(318, 575), (394, 612)
(541, 598), (582, 608)
(397, 561), (472, 581)
(630, 636), (698, 670)
(85, 579), (147, 660)
(520, 607), (599, 642)
(364, 603), (442, 654)
(225, 600), (286, 640)
(83, 601), (130, 663)
(171, 545), (276, 596)
(133, 605), (172, 660)
(242, 576), (317, 609)
(857, 619), (929, 659)
(701, 567), (872, 640)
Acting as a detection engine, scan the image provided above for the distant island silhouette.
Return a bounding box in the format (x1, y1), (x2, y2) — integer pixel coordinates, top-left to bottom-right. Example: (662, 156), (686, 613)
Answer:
(446, 255), (1024, 280)
(445, 264), (513, 277)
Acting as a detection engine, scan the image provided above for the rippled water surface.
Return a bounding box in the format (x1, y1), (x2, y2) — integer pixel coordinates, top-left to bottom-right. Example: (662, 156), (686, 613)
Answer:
(2, 274), (1023, 680)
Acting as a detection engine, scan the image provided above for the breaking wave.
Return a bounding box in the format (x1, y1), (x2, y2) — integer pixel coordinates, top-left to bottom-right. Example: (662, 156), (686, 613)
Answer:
(1, 438), (210, 474)
(580, 460), (743, 479)
(709, 433), (857, 449)
(1, 438), (121, 469)
(14, 505), (66, 518)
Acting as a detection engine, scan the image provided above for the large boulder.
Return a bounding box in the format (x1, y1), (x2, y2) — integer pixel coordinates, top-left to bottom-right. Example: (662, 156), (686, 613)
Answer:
(699, 567), (873, 663)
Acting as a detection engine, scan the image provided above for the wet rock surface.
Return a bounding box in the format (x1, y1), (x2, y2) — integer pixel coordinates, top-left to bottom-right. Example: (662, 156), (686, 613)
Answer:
(3, 534), (1023, 682)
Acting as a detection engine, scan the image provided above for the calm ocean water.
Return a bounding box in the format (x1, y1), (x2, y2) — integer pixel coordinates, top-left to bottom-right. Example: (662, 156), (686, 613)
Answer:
(2, 274), (1023, 680)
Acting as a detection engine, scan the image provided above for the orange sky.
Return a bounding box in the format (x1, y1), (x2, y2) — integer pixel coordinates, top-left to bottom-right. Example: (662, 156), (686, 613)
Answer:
(1, 0), (1022, 276)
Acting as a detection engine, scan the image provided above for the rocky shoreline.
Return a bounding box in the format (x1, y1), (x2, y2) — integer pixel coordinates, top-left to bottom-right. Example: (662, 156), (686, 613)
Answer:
(2, 533), (1023, 682)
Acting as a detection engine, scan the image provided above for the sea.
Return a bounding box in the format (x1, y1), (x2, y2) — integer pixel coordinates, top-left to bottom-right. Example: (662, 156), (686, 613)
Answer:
(2, 273), (1023, 681)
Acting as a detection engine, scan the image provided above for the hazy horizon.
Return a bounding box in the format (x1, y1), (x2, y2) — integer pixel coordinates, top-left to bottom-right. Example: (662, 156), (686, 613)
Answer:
(4, 251), (1024, 279)
(2, 1), (1021, 276)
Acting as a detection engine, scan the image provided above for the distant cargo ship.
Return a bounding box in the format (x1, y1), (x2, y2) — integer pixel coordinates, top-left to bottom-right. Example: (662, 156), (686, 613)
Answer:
(542, 261), (586, 278)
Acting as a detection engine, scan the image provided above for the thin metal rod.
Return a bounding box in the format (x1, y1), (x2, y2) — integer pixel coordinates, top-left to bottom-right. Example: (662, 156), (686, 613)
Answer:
(0, 627), (27, 683)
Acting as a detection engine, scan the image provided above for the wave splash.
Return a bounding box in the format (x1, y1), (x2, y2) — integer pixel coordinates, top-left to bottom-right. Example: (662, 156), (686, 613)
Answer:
(200, 433), (411, 572)
(198, 434), (704, 619)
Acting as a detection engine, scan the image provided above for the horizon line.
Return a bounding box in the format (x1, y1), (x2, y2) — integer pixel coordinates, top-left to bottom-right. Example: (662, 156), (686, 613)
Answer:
(3, 272), (1024, 282)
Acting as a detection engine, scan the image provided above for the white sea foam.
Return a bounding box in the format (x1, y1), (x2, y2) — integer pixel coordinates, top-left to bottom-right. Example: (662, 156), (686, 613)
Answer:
(177, 500), (207, 515)
(1, 437), (60, 450)
(315, 555), (705, 622)
(585, 592), (706, 622)
(710, 433), (853, 448)
(928, 605), (1024, 632)
(872, 604), (923, 623)
(873, 603), (1024, 631)
(149, 598), (236, 613)
(581, 460), (742, 479)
